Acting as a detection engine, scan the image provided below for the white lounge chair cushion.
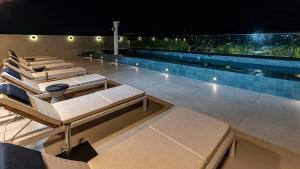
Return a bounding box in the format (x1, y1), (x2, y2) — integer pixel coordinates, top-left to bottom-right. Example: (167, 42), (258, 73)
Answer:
(95, 85), (144, 105)
(38, 74), (106, 92)
(52, 93), (111, 123)
(150, 107), (230, 163)
(52, 85), (144, 123)
(29, 95), (61, 121)
(43, 154), (90, 169)
(88, 127), (204, 169)
(31, 67), (86, 80)
(44, 62), (74, 69)
(29, 59), (65, 66)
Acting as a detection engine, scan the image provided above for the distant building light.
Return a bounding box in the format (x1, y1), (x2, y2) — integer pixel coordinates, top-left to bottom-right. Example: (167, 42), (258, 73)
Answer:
(152, 37), (155, 41)
(164, 38), (168, 41)
(119, 36), (124, 42)
(96, 36), (102, 42)
(67, 36), (74, 42)
(138, 37), (142, 41)
(30, 35), (38, 41)
(183, 38), (186, 42)
(175, 38), (178, 41)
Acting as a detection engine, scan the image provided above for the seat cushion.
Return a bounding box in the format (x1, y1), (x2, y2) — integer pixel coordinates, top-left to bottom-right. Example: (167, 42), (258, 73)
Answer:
(71, 74), (107, 85)
(88, 127), (204, 169)
(149, 107), (230, 163)
(0, 143), (45, 169)
(31, 67), (86, 80)
(94, 85), (144, 106)
(52, 93), (111, 123)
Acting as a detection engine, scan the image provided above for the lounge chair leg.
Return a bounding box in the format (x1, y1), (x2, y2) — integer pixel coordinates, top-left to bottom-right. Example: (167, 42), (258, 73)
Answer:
(64, 124), (71, 159)
(229, 139), (236, 158)
(104, 81), (107, 89)
(143, 98), (147, 111)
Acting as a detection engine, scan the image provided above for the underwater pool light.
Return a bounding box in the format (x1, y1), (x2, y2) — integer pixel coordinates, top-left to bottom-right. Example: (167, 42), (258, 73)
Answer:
(165, 68), (169, 72)
(136, 63), (139, 66)
(225, 65), (231, 69)
(29, 35), (38, 41)
(213, 77), (217, 81)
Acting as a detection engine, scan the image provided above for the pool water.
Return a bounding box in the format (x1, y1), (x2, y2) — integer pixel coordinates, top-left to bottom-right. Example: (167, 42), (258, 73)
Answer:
(98, 52), (300, 100)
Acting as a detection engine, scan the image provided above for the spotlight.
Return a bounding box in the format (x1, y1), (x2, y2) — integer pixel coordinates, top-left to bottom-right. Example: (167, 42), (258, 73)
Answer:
(138, 37), (142, 41)
(175, 38), (178, 41)
(118, 36), (124, 42)
(164, 38), (168, 41)
(29, 35), (38, 41)
(67, 36), (74, 42)
(152, 37), (155, 41)
(183, 38), (186, 41)
(115, 59), (118, 62)
(96, 36), (102, 42)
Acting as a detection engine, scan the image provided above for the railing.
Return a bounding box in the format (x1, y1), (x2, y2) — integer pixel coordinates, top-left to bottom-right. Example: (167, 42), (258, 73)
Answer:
(129, 33), (300, 58)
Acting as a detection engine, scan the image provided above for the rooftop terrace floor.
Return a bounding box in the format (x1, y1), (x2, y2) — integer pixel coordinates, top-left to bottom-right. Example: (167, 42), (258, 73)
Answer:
(72, 57), (300, 155)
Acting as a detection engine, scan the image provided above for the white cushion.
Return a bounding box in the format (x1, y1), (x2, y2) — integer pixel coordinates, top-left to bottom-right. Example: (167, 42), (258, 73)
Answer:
(29, 59), (65, 66)
(88, 127), (204, 169)
(52, 93), (111, 123)
(95, 85), (144, 105)
(38, 79), (78, 93)
(72, 74), (107, 85)
(43, 154), (90, 169)
(150, 107), (230, 163)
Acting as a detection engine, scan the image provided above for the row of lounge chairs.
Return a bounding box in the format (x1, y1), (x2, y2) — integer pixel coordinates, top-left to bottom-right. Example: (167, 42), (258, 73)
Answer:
(0, 51), (236, 169)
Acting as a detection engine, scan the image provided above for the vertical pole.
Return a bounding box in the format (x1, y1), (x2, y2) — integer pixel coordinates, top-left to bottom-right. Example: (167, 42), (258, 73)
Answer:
(65, 124), (71, 159)
(113, 21), (120, 55)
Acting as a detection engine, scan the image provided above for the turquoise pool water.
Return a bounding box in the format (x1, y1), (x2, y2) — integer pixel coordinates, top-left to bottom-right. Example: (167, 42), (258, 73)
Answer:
(99, 53), (300, 100)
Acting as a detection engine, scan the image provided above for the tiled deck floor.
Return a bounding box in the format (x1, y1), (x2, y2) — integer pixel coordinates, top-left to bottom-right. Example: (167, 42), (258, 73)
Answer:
(73, 58), (300, 154)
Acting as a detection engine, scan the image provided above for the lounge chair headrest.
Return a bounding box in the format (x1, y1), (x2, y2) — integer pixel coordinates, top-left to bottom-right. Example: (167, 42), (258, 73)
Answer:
(9, 56), (19, 63)
(8, 50), (16, 56)
(2, 67), (21, 80)
(6, 59), (19, 68)
(0, 143), (45, 169)
(0, 83), (31, 105)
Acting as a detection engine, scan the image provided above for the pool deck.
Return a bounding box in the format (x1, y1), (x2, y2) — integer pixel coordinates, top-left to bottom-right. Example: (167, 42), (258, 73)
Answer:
(73, 57), (300, 154)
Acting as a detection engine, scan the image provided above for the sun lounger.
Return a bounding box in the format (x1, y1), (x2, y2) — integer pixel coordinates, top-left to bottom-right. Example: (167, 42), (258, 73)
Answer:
(0, 107), (235, 169)
(0, 83), (147, 155)
(3, 61), (87, 81)
(9, 52), (65, 66)
(1, 68), (107, 95)
(8, 50), (57, 61)
(7, 57), (74, 71)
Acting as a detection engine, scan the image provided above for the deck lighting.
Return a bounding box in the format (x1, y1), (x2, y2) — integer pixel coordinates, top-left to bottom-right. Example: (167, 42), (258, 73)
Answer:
(29, 35), (38, 41)
(67, 36), (74, 42)
(152, 37), (155, 41)
(96, 36), (102, 42)
(138, 37), (142, 41)
(115, 59), (118, 62)
(100, 56), (103, 59)
(119, 36), (124, 42)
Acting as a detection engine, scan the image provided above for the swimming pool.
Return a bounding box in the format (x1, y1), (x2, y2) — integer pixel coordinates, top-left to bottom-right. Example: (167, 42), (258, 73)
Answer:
(99, 50), (300, 100)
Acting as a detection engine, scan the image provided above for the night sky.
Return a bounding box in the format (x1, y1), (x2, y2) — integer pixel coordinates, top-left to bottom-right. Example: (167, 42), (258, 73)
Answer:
(0, 0), (300, 36)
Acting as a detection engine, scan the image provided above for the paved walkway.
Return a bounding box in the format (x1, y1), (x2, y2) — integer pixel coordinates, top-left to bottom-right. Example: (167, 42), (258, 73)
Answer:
(73, 58), (300, 154)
